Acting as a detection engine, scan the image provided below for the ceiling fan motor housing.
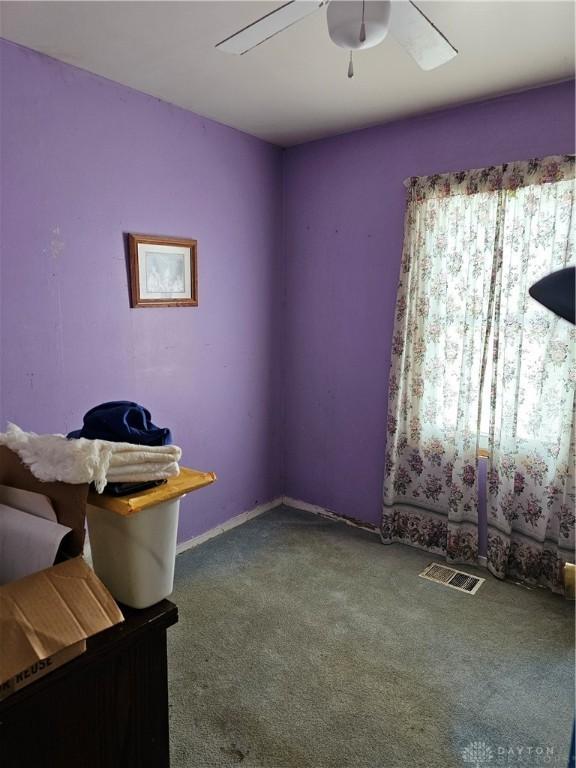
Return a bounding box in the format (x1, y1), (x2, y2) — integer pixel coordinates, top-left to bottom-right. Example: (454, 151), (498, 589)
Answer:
(327, 0), (392, 50)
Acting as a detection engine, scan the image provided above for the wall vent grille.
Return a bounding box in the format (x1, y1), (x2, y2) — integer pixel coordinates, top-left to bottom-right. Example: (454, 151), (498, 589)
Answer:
(419, 563), (485, 595)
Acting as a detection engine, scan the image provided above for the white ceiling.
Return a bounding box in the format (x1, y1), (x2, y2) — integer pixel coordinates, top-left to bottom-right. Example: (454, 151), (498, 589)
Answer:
(0, 1), (574, 146)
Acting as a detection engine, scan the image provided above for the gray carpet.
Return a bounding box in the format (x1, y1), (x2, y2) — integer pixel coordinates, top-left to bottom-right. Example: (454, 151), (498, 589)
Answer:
(168, 506), (574, 768)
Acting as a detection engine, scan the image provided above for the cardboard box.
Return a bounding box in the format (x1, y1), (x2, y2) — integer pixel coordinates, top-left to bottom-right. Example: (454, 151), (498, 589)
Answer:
(0, 487), (72, 584)
(0, 446), (88, 557)
(0, 557), (124, 700)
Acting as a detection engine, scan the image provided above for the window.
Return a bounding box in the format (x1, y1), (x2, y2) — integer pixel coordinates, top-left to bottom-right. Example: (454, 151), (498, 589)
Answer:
(384, 155), (574, 587)
(399, 167), (574, 449)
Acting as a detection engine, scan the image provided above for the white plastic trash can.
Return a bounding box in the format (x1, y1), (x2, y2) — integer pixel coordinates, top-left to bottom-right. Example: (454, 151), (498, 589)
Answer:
(85, 468), (216, 609)
(86, 497), (181, 609)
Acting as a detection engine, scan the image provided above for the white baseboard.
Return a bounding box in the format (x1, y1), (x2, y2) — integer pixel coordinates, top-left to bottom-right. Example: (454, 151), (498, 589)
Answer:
(282, 496), (379, 534)
(175, 495), (490, 567)
(283, 498), (490, 568)
(175, 497), (283, 556)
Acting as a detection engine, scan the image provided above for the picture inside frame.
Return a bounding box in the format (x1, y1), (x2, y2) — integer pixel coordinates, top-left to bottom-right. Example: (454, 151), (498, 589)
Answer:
(128, 234), (198, 308)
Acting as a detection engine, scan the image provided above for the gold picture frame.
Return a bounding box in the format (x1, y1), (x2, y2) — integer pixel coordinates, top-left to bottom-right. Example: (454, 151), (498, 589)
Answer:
(128, 233), (198, 308)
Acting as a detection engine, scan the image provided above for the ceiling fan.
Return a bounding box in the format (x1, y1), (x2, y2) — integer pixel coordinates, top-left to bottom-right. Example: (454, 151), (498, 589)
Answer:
(216, 0), (458, 78)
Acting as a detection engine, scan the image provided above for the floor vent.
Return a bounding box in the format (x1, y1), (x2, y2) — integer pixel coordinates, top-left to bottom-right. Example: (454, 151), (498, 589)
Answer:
(419, 563), (485, 595)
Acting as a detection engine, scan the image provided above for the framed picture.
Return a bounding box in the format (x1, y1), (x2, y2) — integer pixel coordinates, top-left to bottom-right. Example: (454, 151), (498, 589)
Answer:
(128, 233), (198, 308)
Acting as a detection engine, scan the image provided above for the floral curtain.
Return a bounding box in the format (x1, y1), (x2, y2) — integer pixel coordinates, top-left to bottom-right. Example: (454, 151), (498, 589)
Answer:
(382, 155), (575, 588)
(486, 161), (575, 592)
(381, 173), (500, 563)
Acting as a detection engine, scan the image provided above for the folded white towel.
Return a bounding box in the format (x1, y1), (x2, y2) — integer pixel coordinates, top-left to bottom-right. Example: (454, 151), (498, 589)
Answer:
(106, 465), (180, 483)
(0, 423), (181, 493)
(106, 462), (180, 479)
(109, 445), (181, 468)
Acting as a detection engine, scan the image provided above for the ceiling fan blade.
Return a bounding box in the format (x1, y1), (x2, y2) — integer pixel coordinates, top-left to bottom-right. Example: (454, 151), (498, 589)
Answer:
(390, 0), (457, 70)
(216, 1), (326, 55)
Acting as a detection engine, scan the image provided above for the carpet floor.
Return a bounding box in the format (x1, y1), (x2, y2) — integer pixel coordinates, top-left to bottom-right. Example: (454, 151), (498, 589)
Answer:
(168, 506), (574, 768)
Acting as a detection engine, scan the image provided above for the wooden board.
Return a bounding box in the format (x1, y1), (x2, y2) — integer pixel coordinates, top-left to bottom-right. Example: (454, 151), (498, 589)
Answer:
(87, 468), (216, 516)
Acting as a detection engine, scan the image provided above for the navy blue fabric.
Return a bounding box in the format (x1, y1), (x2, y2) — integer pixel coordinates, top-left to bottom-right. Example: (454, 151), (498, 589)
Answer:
(68, 401), (172, 446)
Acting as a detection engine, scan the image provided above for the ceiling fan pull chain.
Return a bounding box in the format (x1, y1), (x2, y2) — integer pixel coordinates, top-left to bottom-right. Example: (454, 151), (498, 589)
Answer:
(348, 50), (354, 79)
(360, 0), (366, 43)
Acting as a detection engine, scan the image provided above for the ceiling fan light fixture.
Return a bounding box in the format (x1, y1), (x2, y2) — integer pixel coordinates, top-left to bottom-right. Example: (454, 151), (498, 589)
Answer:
(327, 0), (391, 50)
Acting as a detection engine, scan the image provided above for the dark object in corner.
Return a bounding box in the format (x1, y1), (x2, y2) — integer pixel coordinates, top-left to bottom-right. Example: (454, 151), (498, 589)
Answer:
(68, 401), (172, 446)
(103, 480), (167, 497)
(0, 599), (178, 768)
(529, 266), (575, 325)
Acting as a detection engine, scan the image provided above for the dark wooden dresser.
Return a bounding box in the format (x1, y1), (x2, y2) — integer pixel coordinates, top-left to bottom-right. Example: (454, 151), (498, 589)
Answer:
(0, 599), (178, 768)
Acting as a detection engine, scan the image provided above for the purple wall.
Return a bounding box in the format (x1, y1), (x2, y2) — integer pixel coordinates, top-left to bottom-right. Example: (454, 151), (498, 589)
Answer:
(0, 40), (284, 542)
(283, 81), (575, 527)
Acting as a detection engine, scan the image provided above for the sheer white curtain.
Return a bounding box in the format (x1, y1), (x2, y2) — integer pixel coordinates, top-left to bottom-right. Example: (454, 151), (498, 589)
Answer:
(382, 177), (499, 562)
(383, 155), (575, 591)
(487, 168), (575, 592)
